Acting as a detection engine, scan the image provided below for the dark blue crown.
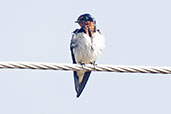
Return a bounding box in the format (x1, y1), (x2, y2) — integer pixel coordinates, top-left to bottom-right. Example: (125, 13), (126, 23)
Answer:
(75, 13), (96, 25)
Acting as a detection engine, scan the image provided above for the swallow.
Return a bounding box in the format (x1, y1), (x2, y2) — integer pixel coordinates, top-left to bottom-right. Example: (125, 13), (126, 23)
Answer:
(70, 13), (105, 98)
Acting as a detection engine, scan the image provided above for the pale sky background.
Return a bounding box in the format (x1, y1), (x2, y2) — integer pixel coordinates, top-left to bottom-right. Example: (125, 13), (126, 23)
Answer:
(0, 0), (171, 114)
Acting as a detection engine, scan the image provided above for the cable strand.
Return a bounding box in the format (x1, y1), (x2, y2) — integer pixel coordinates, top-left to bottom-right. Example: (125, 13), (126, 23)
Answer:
(0, 62), (171, 74)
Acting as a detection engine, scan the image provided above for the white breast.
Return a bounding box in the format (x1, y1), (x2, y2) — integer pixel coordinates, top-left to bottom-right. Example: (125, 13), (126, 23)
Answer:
(72, 32), (105, 64)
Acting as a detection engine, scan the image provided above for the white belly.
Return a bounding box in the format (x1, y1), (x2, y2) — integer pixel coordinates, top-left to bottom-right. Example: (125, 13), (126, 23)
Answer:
(73, 32), (105, 64)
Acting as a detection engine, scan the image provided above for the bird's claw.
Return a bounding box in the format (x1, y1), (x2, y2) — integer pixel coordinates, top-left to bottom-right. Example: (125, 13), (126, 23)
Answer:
(79, 62), (85, 66)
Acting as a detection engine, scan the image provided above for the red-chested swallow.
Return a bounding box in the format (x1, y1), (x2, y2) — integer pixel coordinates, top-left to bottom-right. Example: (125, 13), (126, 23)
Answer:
(70, 13), (105, 98)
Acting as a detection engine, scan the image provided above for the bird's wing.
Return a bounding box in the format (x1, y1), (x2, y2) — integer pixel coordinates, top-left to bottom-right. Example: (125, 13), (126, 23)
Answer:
(70, 31), (92, 98)
(70, 32), (80, 96)
(70, 45), (76, 64)
(70, 32), (78, 64)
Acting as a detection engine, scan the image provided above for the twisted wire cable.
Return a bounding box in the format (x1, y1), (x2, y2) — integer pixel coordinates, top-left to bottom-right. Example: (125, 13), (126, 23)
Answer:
(0, 62), (171, 74)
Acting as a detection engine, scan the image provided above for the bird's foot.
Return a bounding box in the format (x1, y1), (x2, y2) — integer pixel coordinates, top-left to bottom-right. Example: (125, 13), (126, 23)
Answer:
(89, 62), (96, 65)
(79, 62), (86, 71)
(79, 62), (85, 65)
(89, 62), (97, 70)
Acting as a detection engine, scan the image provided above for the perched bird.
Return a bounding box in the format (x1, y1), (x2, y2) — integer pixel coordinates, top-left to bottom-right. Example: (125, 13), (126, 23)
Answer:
(70, 13), (105, 98)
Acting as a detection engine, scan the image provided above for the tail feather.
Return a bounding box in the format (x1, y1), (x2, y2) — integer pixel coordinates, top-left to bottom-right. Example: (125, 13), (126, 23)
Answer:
(73, 71), (79, 92)
(73, 71), (91, 98)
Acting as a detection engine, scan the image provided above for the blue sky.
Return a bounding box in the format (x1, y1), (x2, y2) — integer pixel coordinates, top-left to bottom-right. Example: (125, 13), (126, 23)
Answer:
(0, 0), (171, 114)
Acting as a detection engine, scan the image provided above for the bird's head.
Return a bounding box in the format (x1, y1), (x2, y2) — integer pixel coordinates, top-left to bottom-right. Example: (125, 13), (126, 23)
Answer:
(75, 13), (96, 32)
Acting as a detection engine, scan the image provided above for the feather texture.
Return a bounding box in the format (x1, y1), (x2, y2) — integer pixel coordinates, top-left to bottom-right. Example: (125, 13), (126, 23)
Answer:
(70, 29), (105, 97)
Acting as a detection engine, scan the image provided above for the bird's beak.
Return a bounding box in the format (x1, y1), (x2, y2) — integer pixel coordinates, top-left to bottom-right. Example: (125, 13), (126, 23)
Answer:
(75, 20), (80, 23)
